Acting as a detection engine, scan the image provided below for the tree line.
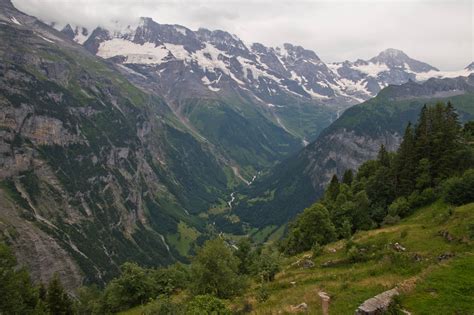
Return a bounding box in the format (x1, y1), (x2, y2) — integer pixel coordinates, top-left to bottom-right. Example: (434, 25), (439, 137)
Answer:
(0, 236), (280, 314)
(280, 102), (474, 255)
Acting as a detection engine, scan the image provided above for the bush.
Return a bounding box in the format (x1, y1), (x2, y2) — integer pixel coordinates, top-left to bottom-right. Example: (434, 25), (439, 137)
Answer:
(408, 188), (436, 208)
(185, 295), (231, 315)
(151, 263), (191, 295)
(312, 242), (323, 258)
(143, 296), (183, 315)
(190, 239), (246, 299)
(382, 214), (400, 226)
(256, 286), (269, 302)
(102, 262), (155, 312)
(388, 197), (410, 217)
(251, 253), (280, 282)
(443, 169), (474, 205)
(283, 203), (336, 255)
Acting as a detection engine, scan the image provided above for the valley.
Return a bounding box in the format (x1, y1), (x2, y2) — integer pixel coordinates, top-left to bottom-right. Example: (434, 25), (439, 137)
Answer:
(0, 0), (473, 314)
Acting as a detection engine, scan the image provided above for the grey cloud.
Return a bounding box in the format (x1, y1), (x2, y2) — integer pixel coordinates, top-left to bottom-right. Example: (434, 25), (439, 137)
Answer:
(12, 0), (473, 70)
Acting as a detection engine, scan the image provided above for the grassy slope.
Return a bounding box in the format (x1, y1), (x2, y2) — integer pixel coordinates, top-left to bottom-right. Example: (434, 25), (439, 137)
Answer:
(119, 201), (473, 314)
(247, 201), (474, 314)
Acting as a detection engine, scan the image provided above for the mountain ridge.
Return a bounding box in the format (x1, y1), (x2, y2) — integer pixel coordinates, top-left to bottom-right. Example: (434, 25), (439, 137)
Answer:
(233, 75), (474, 229)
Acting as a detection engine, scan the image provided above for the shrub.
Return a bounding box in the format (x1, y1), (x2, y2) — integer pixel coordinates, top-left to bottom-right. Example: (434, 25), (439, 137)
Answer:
(312, 242), (323, 258)
(190, 239), (246, 298)
(408, 188), (436, 208)
(388, 197), (410, 217)
(102, 262), (154, 312)
(256, 286), (269, 302)
(251, 253), (280, 282)
(143, 297), (183, 315)
(382, 214), (400, 226)
(185, 295), (231, 315)
(443, 169), (474, 205)
(283, 203), (336, 255)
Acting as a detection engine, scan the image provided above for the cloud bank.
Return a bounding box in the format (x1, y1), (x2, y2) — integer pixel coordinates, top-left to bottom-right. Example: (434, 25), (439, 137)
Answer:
(12, 0), (473, 70)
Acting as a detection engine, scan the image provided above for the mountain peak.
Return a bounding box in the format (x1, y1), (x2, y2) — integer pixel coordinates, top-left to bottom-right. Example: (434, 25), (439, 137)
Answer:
(370, 48), (438, 72)
(377, 48), (408, 59)
(278, 43), (320, 61)
(465, 62), (474, 71)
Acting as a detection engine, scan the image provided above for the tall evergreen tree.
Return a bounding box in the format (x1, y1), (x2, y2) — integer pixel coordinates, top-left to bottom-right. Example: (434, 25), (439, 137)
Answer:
(325, 174), (340, 202)
(395, 122), (416, 196)
(46, 274), (73, 315)
(342, 169), (354, 185)
(414, 104), (431, 162)
(377, 144), (391, 168)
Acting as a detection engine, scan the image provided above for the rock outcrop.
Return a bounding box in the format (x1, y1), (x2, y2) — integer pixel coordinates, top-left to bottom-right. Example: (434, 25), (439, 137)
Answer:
(355, 288), (399, 315)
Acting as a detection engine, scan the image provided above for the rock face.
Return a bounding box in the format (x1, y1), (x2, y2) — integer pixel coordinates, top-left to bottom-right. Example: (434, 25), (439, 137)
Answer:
(355, 288), (399, 315)
(0, 1), (234, 289)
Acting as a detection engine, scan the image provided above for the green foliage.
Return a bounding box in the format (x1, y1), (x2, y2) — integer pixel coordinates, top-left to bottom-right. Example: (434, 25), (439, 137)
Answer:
(339, 219), (352, 239)
(141, 296), (184, 315)
(251, 252), (280, 282)
(102, 262), (155, 312)
(151, 263), (191, 296)
(76, 285), (104, 315)
(185, 295), (231, 315)
(311, 242), (323, 258)
(388, 197), (410, 217)
(281, 103), (473, 256)
(342, 169), (354, 185)
(190, 239), (246, 299)
(325, 175), (340, 202)
(443, 169), (474, 205)
(282, 203), (336, 255)
(45, 274), (73, 315)
(234, 238), (254, 275)
(256, 285), (270, 302)
(0, 243), (41, 314)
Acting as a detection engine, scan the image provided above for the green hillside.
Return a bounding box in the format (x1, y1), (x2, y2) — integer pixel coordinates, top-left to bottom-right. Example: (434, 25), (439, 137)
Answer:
(247, 201), (474, 314)
(234, 92), (474, 230)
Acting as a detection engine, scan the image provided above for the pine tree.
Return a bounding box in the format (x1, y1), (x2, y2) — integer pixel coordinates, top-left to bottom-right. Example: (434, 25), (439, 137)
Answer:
(377, 144), (390, 168)
(46, 274), (73, 315)
(414, 104), (431, 161)
(342, 169), (354, 185)
(394, 122), (416, 196)
(325, 174), (340, 202)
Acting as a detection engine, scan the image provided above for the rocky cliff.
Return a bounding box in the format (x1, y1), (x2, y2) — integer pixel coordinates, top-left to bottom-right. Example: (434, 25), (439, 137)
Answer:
(0, 0), (231, 289)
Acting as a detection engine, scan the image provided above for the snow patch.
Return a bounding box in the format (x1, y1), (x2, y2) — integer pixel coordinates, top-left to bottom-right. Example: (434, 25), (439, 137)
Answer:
(413, 69), (473, 81)
(207, 86), (221, 92)
(10, 16), (21, 25)
(38, 35), (54, 43)
(98, 39), (170, 64)
(174, 26), (187, 36)
(237, 56), (280, 82)
(352, 62), (390, 77)
(73, 27), (90, 44)
(165, 43), (190, 60)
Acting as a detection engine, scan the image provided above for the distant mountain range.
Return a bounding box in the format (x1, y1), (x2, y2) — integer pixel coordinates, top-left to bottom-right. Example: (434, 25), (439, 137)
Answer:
(58, 18), (472, 107)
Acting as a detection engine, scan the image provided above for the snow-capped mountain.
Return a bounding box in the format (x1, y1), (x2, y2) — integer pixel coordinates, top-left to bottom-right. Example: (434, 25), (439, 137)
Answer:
(59, 17), (474, 108)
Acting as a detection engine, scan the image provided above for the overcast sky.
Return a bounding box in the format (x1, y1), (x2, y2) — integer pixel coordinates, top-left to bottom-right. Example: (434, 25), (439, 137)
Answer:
(12, 0), (473, 70)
